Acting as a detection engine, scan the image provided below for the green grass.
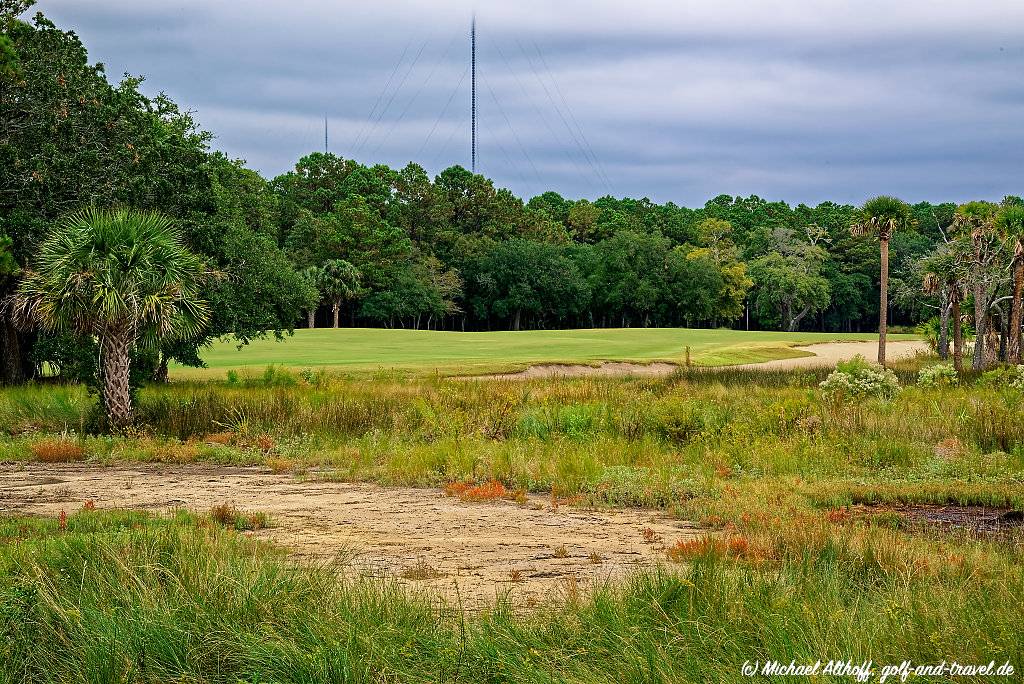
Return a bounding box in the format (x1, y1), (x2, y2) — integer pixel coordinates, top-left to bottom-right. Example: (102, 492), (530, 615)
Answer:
(1, 508), (1020, 683)
(173, 327), (914, 378)
(3, 360), (1023, 679)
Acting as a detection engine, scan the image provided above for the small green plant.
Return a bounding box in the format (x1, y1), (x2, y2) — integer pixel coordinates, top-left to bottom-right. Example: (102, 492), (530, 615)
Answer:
(917, 363), (958, 388)
(819, 355), (900, 403)
(226, 370), (240, 385)
(980, 364), (1024, 390)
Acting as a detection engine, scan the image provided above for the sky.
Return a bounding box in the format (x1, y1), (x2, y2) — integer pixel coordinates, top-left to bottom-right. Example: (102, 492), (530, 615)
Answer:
(34, 0), (1024, 206)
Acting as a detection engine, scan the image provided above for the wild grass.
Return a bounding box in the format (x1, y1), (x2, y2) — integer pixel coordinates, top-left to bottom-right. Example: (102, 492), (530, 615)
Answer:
(0, 508), (1019, 682)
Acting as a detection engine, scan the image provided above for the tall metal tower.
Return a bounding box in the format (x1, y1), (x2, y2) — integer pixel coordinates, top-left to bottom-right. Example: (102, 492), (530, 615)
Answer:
(471, 15), (477, 173)
(324, 115), (329, 153)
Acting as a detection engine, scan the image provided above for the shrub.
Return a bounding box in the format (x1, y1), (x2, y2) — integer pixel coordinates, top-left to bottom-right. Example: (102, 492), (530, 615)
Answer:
(980, 365), (1024, 390)
(819, 355), (900, 403)
(30, 438), (87, 462)
(917, 363), (958, 388)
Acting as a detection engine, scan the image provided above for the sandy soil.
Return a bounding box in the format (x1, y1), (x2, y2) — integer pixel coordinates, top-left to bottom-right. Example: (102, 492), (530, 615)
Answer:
(467, 340), (929, 380)
(727, 340), (929, 371)
(0, 463), (697, 607)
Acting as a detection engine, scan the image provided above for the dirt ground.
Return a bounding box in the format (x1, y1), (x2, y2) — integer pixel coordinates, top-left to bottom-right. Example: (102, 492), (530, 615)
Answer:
(470, 340), (929, 380)
(0, 463), (697, 607)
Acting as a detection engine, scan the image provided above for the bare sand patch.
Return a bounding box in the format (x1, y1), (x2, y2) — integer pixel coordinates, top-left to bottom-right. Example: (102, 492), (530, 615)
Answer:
(0, 463), (696, 607)
(465, 340), (929, 380)
(727, 340), (929, 371)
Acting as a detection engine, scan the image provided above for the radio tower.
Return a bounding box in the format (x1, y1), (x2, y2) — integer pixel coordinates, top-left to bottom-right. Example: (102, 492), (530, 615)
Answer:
(471, 15), (477, 173)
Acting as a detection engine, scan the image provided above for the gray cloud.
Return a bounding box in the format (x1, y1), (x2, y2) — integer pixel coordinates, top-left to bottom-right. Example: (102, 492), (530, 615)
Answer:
(36, 0), (1024, 205)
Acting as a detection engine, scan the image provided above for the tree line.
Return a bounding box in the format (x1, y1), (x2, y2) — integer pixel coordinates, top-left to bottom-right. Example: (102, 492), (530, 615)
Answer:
(2, 4), (1022, 391)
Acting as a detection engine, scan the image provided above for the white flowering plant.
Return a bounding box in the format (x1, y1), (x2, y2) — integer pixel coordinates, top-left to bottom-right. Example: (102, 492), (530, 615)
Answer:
(819, 355), (901, 403)
(917, 363), (958, 388)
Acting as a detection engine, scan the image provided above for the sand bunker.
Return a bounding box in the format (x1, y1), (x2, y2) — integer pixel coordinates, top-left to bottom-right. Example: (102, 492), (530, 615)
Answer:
(0, 463), (697, 607)
(467, 340), (929, 380)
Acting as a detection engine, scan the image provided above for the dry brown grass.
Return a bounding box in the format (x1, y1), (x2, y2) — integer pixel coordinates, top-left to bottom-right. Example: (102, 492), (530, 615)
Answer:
(202, 431), (235, 445)
(31, 439), (86, 463)
(400, 558), (443, 580)
(265, 457), (294, 474)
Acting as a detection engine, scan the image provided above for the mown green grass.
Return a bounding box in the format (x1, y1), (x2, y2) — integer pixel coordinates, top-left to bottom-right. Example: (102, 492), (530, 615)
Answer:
(172, 327), (914, 378)
(1, 508), (1020, 683)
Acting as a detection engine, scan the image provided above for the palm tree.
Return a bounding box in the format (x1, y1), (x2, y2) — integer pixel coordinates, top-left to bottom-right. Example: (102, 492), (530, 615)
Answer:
(10, 208), (208, 427)
(321, 259), (361, 328)
(997, 205), (1024, 363)
(952, 201), (998, 369)
(851, 196), (914, 365)
(299, 266), (324, 328)
(922, 247), (965, 372)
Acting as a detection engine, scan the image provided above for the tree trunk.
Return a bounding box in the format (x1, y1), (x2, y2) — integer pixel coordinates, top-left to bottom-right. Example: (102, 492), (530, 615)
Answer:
(952, 298), (964, 373)
(100, 329), (133, 429)
(1009, 258), (1023, 364)
(332, 301), (340, 329)
(513, 309), (521, 331)
(938, 291), (950, 360)
(878, 237), (889, 366)
(307, 309), (316, 329)
(0, 320), (24, 384)
(153, 353), (169, 384)
(972, 240), (986, 370)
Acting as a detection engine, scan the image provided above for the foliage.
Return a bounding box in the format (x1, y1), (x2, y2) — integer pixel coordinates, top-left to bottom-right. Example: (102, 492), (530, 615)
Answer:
(819, 355), (901, 403)
(916, 362), (958, 388)
(11, 208), (208, 425)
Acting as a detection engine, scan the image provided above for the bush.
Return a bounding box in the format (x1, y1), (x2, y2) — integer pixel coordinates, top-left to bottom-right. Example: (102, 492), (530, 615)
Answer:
(917, 363), (958, 388)
(980, 365), (1024, 390)
(819, 355), (900, 403)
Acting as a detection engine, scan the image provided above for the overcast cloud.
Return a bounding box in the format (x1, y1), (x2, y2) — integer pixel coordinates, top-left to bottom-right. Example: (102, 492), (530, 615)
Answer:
(35, 0), (1024, 206)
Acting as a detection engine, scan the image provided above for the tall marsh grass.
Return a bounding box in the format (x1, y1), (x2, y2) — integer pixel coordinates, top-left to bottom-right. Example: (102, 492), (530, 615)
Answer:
(0, 509), (1019, 683)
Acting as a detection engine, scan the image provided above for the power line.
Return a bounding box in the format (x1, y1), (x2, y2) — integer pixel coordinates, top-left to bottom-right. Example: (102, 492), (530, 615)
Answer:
(355, 37), (430, 156)
(418, 64), (469, 159)
(485, 81), (543, 193)
(370, 30), (462, 159)
(517, 39), (612, 195)
(494, 42), (591, 192)
(530, 40), (614, 193)
(350, 39), (413, 153)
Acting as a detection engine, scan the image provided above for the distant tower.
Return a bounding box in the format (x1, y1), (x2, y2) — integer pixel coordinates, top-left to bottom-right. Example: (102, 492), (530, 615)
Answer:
(471, 15), (477, 173)
(324, 115), (329, 153)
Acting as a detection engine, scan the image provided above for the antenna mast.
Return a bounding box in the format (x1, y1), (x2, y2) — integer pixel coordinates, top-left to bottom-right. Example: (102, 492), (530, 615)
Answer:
(471, 15), (477, 173)
(324, 115), (329, 153)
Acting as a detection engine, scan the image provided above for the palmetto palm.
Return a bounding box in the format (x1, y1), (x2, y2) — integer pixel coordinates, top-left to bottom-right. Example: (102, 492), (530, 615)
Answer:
(922, 247), (966, 372)
(996, 205), (1024, 363)
(321, 259), (361, 329)
(851, 196), (914, 365)
(11, 208), (208, 427)
(953, 201), (998, 369)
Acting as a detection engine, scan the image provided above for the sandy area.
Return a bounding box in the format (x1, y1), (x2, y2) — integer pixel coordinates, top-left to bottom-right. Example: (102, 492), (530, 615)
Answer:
(0, 463), (697, 607)
(727, 340), (928, 370)
(467, 340), (929, 380)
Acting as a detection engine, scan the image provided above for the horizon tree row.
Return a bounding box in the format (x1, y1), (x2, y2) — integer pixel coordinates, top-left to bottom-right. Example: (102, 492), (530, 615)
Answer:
(2, 4), (1022, 389)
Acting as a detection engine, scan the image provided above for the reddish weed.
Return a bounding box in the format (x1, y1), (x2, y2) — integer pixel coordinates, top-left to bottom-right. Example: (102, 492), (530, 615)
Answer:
(31, 439), (86, 463)
(444, 480), (517, 502)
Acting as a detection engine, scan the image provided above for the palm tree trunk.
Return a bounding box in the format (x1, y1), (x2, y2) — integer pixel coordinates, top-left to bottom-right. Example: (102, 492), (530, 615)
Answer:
(332, 301), (340, 329)
(878, 237), (889, 366)
(938, 291), (950, 360)
(1009, 258), (1023, 364)
(101, 329), (133, 428)
(952, 298), (964, 373)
